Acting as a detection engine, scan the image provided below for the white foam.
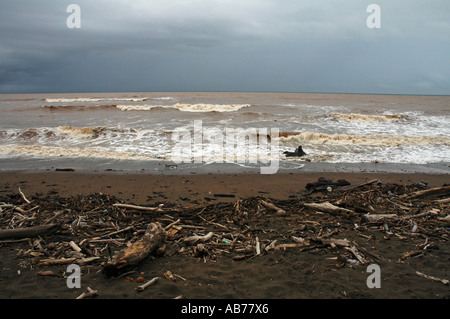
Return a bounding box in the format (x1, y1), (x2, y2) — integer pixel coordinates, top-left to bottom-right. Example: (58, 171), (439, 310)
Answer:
(116, 103), (251, 112)
(278, 131), (450, 146)
(333, 113), (407, 122)
(45, 97), (147, 103)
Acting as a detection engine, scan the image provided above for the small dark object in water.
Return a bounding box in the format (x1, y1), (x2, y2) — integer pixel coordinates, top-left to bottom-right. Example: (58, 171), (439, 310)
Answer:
(283, 146), (307, 157)
(55, 168), (75, 172)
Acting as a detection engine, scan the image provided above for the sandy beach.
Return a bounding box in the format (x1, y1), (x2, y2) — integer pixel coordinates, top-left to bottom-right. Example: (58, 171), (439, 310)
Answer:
(0, 169), (449, 303)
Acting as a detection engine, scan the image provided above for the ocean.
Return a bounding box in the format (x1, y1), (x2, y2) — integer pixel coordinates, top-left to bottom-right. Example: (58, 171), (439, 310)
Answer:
(0, 92), (449, 174)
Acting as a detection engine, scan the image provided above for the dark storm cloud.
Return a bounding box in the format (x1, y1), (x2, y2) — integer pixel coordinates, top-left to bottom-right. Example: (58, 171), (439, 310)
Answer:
(0, 0), (449, 94)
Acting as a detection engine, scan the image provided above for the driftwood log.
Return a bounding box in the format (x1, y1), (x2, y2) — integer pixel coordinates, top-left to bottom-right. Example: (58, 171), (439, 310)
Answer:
(259, 200), (287, 216)
(303, 202), (356, 218)
(0, 224), (58, 240)
(102, 222), (165, 277)
(403, 186), (450, 200)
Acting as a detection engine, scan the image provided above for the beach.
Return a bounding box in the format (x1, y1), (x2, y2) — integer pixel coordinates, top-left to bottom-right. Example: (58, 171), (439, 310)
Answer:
(0, 168), (449, 300)
(0, 91), (449, 301)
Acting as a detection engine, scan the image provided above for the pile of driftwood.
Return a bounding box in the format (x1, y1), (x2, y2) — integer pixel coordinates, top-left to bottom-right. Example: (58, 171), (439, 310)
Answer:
(0, 179), (449, 295)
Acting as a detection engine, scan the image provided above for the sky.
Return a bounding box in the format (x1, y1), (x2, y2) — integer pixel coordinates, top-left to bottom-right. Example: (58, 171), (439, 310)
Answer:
(0, 0), (449, 95)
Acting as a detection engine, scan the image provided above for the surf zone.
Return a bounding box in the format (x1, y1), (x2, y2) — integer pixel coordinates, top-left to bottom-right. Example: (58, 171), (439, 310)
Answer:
(170, 120), (280, 174)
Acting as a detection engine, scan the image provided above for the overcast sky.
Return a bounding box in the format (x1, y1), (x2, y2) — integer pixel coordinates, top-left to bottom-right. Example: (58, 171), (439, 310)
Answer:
(0, 0), (449, 95)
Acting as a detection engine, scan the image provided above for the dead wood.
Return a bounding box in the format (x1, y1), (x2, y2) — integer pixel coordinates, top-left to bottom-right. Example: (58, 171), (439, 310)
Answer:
(102, 222), (166, 277)
(404, 186), (450, 200)
(183, 231), (214, 245)
(0, 224), (58, 240)
(18, 187), (31, 204)
(259, 200), (287, 216)
(136, 276), (160, 292)
(303, 202), (356, 218)
(76, 287), (98, 299)
(344, 245), (369, 264)
(416, 271), (449, 286)
(340, 179), (380, 192)
(312, 237), (351, 248)
(113, 203), (163, 212)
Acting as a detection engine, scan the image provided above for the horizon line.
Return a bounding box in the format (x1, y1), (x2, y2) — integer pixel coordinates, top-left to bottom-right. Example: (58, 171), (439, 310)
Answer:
(0, 90), (449, 97)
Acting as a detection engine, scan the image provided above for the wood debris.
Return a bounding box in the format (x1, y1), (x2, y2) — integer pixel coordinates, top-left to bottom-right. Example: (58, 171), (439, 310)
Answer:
(0, 177), (448, 296)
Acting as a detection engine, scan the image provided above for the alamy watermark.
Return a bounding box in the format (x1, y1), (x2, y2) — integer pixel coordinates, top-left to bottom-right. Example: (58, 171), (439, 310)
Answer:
(366, 264), (381, 288)
(66, 263), (81, 288)
(170, 120), (280, 174)
(66, 4), (81, 29)
(366, 4), (381, 29)
(66, 4), (380, 30)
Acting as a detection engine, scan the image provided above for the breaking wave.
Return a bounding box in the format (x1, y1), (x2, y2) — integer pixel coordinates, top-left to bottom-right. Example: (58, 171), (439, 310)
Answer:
(333, 113), (407, 122)
(42, 104), (118, 111)
(0, 126), (138, 141)
(116, 103), (251, 112)
(56, 126), (136, 138)
(44, 97), (148, 103)
(278, 131), (450, 146)
(0, 145), (152, 161)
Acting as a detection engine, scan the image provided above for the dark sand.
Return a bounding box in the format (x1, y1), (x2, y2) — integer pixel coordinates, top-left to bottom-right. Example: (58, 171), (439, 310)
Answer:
(0, 170), (449, 302)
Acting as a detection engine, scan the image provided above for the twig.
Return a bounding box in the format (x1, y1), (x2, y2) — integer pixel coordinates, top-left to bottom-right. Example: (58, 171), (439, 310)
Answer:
(198, 215), (228, 230)
(344, 245), (369, 264)
(18, 187), (31, 204)
(69, 241), (82, 253)
(136, 276), (160, 292)
(183, 232), (214, 245)
(113, 203), (163, 211)
(416, 271), (449, 285)
(259, 200), (287, 215)
(255, 236), (261, 255)
(165, 219), (181, 230)
(76, 287), (98, 299)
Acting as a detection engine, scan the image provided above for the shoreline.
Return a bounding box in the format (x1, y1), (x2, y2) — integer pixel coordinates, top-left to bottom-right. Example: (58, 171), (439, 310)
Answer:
(0, 158), (449, 175)
(0, 168), (448, 205)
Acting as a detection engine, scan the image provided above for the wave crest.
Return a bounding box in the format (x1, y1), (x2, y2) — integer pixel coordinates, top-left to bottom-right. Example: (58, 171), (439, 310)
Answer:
(333, 113), (406, 122)
(116, 103), (250, 112)
(278, 131), (450, 146)
(44, 97), (147, 102)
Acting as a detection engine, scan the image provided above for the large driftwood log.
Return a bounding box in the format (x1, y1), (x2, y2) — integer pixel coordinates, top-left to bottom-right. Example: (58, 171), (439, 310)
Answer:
(404, 186), (450, 200)
(102, 222), (165, 277)
(303, 202), (356, 218)
(0, 224), (58, 240)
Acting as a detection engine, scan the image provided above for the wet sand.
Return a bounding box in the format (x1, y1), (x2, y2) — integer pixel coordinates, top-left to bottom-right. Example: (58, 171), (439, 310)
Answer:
(0, 169), (449, 303)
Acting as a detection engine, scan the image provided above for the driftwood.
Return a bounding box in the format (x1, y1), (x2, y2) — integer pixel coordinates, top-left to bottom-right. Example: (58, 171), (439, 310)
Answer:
(183, 232), (214, 245)
(76, 287), (98, 299)
(416, 271), (449, 286)
(0, 224), (58, 240)
(259, 200), (287, 216)
(136, 276), (160, 292)
(361, 209), (439, 224)
(18, 187), (31, 204)
(340, 179), (380, 192)
(344, 245), (368, 264)
(313, 237), (350, 248)
(404, 186), (450, 200)
(303, 202), (356, 218)
(102, 222), (166, 277)
(113, 203), (163, 212)
(39, 256), (100, 266)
